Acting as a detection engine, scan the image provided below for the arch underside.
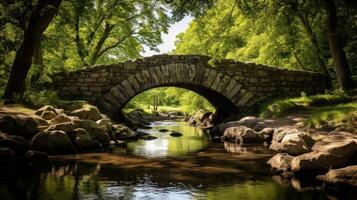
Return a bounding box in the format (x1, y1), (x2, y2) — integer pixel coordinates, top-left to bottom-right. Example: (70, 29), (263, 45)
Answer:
(97, 64), (257, 118)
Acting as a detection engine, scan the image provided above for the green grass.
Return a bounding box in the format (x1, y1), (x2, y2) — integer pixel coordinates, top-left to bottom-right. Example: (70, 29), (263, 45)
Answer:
(260, 90), (356, 129)
(260, 90), (352, 118)
(305, 102), (357, 129)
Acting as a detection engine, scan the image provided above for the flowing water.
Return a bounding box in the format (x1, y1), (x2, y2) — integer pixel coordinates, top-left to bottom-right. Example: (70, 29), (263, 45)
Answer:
(0, 121), (356, 200)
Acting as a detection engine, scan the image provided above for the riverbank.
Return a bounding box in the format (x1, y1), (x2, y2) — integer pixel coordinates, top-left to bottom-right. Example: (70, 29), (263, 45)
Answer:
(0, 90), (356, 189)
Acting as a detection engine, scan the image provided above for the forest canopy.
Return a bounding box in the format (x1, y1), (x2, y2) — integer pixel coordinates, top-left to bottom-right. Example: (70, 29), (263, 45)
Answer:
(0, 0), (356, 107)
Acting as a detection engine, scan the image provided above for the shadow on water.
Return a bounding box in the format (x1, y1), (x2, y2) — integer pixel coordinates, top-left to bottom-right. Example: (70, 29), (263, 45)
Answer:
(0, 121), (357, 200)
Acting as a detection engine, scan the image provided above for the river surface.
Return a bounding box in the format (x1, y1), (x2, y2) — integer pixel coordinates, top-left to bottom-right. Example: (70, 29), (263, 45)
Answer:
(0, 121), (356, 200)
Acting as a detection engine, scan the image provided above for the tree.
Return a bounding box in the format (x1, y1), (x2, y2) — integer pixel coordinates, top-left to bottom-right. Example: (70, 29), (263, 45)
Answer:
(325, 0), (354, 90)
(175, 0), (356, 90)
(2, 0), (62, 101)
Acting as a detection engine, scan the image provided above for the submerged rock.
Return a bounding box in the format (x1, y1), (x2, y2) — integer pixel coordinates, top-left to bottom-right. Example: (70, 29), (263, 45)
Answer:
(317, 165), (357, 186)
(170, 131), (183, 137)
(159, 129), (170, 132)
(140, 135), (158, 140)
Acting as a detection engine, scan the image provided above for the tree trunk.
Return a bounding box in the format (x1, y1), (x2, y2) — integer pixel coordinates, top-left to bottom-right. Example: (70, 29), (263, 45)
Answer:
(325, 0), (354, 90)
(2, 0), (62, 101)
(30, 37), (45, 86)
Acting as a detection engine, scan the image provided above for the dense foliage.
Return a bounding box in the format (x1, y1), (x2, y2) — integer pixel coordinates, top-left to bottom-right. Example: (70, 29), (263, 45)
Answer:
(175, 0), (357, 81)
(124, 87), (214, 114)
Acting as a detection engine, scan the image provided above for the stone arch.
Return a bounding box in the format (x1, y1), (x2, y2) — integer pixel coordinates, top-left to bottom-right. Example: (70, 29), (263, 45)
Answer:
(97, 63), (256, 118)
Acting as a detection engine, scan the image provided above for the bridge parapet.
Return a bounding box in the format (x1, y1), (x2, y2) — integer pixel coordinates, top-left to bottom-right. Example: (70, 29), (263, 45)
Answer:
(53, 54), (328, 117)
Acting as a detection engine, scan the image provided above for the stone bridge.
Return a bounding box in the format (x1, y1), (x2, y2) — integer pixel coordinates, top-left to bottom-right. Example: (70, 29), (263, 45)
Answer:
(53, 54), (329, 119)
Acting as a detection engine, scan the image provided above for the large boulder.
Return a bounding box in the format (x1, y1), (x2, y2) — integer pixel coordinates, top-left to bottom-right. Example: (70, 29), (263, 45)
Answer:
(73, 119), (109, 145)
(221, 126), (259, 144)
(290, 152), (349, 172)
(0, 132), (29, 156)
(67, 128), (94, 150)
(69, 105), (103, 121)
(30, 130), (75, 154)
(269, 131), (314, 156)
(268, 153), (294, 173)
(317, 165), (357, 186)
(0, 115), (39, 139)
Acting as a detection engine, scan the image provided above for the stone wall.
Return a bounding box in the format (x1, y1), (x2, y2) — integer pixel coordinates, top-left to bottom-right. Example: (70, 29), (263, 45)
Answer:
(53, 54), (329, 117)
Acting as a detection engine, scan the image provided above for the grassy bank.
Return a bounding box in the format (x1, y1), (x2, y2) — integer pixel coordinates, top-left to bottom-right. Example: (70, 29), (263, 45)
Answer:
(260, 90), (356, 129)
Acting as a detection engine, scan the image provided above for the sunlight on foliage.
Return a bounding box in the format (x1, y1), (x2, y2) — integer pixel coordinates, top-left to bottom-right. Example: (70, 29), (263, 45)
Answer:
(260, 90), (352, 118)
(123, 87), (215, 114)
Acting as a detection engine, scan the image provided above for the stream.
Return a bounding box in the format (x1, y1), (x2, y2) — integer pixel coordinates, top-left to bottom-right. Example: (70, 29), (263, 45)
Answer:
(0, 121), (356, 200)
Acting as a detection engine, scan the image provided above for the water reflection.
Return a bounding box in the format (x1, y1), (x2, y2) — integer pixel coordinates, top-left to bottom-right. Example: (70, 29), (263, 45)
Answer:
(126, 121), (209, 158)
(0, 121), (357, 200)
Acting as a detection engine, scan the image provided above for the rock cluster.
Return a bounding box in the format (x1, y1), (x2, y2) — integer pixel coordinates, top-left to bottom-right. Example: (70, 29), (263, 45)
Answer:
(0, 103), (139, 161)
(220, 115), (357, 187)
